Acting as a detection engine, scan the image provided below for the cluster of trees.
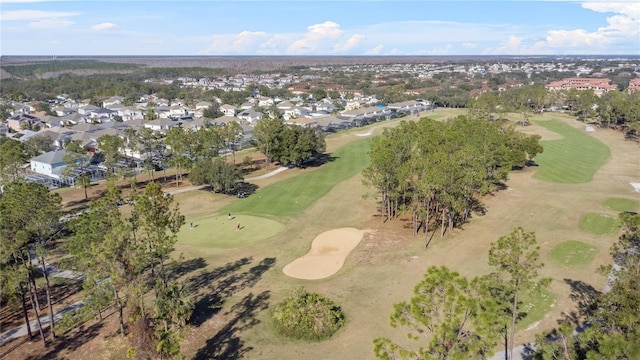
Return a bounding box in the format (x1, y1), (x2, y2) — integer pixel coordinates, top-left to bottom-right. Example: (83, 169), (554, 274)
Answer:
(67, 181), (191, 358)
(362, 116), (542, 238)
(0, 136), (54, 182)
(0, 182), (64, 346)
(374, 227), (549, 360)
(0, 179), (193, 358)
(94, 123), (245, 193)
(468, 87), (640, 132)
(374, 215), (640, 360)
(253, 117), (326, 166)
(534, 212), (640, 359)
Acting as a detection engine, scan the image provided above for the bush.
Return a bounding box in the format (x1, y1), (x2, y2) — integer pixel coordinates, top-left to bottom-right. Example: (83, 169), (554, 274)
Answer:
(270, 286), (345, 341)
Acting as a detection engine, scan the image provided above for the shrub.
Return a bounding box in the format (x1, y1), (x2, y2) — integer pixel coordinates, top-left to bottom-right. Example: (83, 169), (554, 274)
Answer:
(270, 286), (345, 341)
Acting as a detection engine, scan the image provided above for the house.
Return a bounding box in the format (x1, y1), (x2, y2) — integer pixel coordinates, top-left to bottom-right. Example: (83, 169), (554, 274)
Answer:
(211, 115), (241, 126)
(168, 104), (193, 118)
(30, 149), (67, 178)
(54, 107), (75, 117)
(6, 114), (42, 131)
(62, 113), (87, 125)
(286, 117), (318, 128)
(316, 115), (354, 132)
(88, 108), (116, 121)
(220, 104), (237, 116)
(628, 78), (640, 93)
(283, 106), (310, 120)
(118, 106), (144, 121)
(39, 115), (65, 129)
(257, 96), (275, 107)
(78, 104), (99, 115)
(29, 149), (105, 187)
(144, 118), (179, 132)
(237, 108), (263, 123)
(102, 96), (125, 108)
(386, 100), (431, 116)
(180, 116), (207, 131)
(276, 100), (294, 111)
(195, 101), (212, 110)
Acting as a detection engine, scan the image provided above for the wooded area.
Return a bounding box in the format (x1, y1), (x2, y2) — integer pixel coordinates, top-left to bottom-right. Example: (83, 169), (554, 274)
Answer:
(362, 116), (543, 239)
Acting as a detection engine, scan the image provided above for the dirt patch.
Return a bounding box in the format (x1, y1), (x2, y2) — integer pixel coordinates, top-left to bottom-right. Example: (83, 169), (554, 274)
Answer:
(283, 228), (373, 280)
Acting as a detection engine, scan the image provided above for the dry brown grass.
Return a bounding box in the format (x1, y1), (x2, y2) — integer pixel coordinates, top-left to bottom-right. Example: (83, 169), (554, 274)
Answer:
(4, 109), (637, 360)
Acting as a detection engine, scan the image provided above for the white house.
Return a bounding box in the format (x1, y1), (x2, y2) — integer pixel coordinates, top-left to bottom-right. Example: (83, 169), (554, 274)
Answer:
(195, 101), (212, 111)
(144, 118), (179, 132)
(30, 150), (67, 178)
(103, 96), (124, 108)
(220, 104), (237, 116)
(237, 108), (263, 123)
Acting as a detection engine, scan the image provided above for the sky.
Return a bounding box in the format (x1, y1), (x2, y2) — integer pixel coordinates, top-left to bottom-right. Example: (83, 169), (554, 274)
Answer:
(1, 1), (639, 56)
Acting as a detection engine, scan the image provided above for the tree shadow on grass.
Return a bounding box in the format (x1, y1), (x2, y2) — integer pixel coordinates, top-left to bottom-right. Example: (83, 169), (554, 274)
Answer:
(165, 257), (208, 282)
(23, 320), (105, 360)
(186, 257), (276, 328)
(560, 278), (601, 331)
(192, 291), (270, 360)
(298, 153), (337, 168)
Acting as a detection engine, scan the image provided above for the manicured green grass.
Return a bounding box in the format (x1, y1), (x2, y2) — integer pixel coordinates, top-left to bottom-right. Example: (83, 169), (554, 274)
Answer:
(578, 213), (620, 236)
(222, 138), (372, 218)
(533, 119), (610, 183)
(548, 240), (596, 268)
(603, 197), (640, 213)
(177, 214), (284, 248)
(516, 287), (556, 331)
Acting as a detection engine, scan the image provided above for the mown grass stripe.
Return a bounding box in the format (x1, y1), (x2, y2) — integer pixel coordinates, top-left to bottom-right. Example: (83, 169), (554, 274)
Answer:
(222, 138), (372, 218)
(533, 119), (610, 183)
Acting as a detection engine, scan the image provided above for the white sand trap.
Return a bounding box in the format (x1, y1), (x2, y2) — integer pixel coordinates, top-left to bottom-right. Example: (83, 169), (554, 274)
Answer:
(283, 228), (371, 280)
(355, 129), (374, 137)
(631, 182), (640, 192)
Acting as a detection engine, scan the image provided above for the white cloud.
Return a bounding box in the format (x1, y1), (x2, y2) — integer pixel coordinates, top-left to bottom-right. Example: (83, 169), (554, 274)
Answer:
(497, 1), (640, 54)
(333, 34), (364, 53)
(287, 21), (344, 54)
(202, 30), (271, 54)
(365, 44), (384, 55)
(232, 30), (267, 49)
(462, 42), (477, 49)
(1, 10), (78, 21)
(91, 22), (118, 31)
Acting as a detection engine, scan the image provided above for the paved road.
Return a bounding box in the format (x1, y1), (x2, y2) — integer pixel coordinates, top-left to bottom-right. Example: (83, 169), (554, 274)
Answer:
(0, 256), (85, 346)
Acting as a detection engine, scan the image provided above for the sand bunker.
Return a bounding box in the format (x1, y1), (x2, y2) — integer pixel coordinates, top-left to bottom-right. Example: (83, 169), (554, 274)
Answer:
(283, 228), (371, 280)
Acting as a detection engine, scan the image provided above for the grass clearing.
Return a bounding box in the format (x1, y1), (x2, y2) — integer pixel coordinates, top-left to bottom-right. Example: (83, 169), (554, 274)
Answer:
(516, 287), (556, 331)
(548, 240), (597, 268)
(578, 213), (620, 235)
(26, 110), (640, 360)
(177, 214), (284, 249)
(603, 197), (639, 213)
(222, 138), (372, 218)
(533, 119), (610, 183)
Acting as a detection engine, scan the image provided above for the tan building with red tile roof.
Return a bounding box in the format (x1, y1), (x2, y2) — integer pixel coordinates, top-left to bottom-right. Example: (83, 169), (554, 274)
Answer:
(545, 77), (617, 97)
(627, 78), (640, 93)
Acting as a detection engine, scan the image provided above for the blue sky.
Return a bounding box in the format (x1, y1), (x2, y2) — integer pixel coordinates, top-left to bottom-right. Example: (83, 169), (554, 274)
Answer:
(1, 1), (638, 56)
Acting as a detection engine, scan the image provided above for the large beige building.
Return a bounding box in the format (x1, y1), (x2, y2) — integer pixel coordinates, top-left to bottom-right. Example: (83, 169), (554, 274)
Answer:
(545, 77), (617, 97)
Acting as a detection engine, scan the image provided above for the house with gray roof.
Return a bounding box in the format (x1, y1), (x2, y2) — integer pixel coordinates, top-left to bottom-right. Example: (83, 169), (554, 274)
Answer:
(30, 150), (67, 178)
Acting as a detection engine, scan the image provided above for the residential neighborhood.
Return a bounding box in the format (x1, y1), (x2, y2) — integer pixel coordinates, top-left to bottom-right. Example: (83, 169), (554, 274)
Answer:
(1, 55), (639, 191)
